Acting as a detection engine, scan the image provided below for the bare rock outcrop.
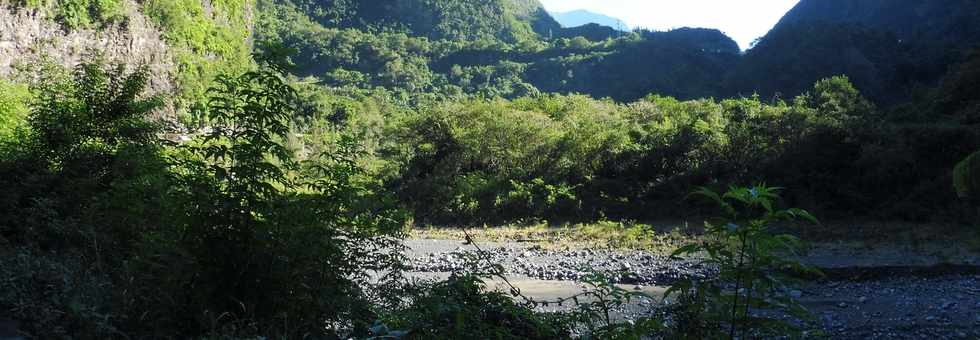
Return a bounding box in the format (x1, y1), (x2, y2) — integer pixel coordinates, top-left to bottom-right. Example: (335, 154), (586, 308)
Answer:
(0, 1), (177, 118)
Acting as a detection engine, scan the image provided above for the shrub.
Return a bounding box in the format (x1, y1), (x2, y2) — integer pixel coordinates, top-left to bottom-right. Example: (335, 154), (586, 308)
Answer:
(955, 150), (980, 201)
(665, 185), (819, 338)
(121, 62), (406, 337)
(384, 274), (571, 339)
(0, 80), (31, 143)
(0, 60), (169, 338)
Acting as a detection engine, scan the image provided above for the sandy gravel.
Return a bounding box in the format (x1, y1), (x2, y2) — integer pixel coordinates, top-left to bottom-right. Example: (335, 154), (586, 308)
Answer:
(404, 238), (980, 339)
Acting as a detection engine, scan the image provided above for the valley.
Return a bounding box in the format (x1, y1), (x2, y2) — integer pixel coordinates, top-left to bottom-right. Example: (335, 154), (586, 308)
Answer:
(0, 0), (978, 338)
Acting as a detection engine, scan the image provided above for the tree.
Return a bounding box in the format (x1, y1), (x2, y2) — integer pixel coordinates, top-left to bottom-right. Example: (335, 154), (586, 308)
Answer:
(126, 62), (406, 337)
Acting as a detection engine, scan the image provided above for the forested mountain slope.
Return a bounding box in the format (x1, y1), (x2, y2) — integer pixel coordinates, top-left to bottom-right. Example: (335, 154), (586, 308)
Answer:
(731, 0), (980, 104)
(5, 0), (978, 115)
(278, 0), (560, 43)
(257, 0), (739, 101)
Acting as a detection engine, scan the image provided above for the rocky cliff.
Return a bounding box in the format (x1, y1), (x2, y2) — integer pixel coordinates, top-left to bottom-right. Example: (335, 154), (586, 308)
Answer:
(0, 1), (178, 117)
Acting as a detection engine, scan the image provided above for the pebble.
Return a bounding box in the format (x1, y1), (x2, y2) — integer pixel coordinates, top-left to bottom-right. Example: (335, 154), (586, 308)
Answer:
(406, 240), (980, 338)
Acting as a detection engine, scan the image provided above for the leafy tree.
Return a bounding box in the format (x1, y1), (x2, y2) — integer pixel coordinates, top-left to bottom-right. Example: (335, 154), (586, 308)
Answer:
(125, 62), (406, 337)
(0, 60), (169, 338)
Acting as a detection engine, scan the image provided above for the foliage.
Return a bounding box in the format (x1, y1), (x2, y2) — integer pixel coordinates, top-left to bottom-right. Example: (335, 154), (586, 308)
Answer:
(379, 78), (961, 224)
(665, 185), (819, 338)
(15, 0), (124, 29)
(954, 150), (980, 201)
(0, 61), (168, 338)
(255, 0), (742, 102)
(119, 63), (407, 337)
(383, 274), (571, 339)
(0, 59), (409, 338)
(0, 80), (31, 143)
(142, 0), (254, 115)
(273, 0), (555, 43)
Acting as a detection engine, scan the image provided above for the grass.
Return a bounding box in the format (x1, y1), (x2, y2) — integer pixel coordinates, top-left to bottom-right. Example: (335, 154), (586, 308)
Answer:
(410, 219), (701, 254)
(410, 219), (980, 259)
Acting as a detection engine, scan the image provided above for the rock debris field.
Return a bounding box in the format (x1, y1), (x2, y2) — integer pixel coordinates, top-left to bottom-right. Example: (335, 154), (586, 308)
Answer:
(405, 239), (980, 339)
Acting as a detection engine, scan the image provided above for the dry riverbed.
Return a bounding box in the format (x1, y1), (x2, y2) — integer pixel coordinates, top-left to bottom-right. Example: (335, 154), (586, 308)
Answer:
(404, 235), (980, 339)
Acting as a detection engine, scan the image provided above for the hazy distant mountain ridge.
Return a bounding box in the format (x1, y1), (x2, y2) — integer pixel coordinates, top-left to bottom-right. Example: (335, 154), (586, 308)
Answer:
(551, 9), (628, 30)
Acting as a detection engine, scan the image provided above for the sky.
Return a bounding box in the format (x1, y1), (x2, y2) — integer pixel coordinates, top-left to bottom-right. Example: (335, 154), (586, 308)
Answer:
(539, 0), (801, 50)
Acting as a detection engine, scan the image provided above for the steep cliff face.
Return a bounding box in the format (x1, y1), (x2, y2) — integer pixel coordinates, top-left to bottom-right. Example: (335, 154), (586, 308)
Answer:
(0, 1), (177, 111)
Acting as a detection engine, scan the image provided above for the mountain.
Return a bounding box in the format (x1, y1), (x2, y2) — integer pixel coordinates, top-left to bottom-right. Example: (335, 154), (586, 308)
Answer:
(527, 28), (740, 101)
(775, 0), (980, 43)
(731, 0), (980, 104)
(278, 0), (560, 43)
(258, 0), (741, 101)
(557, 23), (622, 41)
(551, 9), (628, 31)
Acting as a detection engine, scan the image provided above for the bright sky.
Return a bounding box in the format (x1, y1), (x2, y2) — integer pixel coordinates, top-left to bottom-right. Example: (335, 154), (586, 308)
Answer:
(539, 0), (801, 50)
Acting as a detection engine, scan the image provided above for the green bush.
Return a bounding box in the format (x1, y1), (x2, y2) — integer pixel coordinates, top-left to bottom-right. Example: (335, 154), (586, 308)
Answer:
(143, 0), (253, 115)
(666, 185), (819, 338)
(384, 274), (571, 339)
(379, 77), (923, 224)
(955, 150), (980, 200)
(0, 80), (31, 143)
(1, 59), (408, 339)
(120, 63), (407, 337)
(42, 0), (123, 29)
(0, 61), (170, 338)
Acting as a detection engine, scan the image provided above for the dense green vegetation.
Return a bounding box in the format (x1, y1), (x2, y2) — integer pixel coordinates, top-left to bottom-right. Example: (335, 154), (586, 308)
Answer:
(367, 74), (976, 224)
(141, 0), (254, 116)
(2, 0), (979, 337)
(0, 80), (30, 142)
(18, 0), (124, 29)
(0, 60), (410, 338)
(255, 0), (740, 102)
(256, 0), (980, 106)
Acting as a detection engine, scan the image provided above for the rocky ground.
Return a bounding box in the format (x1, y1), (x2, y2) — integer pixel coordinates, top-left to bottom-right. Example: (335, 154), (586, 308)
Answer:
(405, 238), (980, 339)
